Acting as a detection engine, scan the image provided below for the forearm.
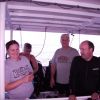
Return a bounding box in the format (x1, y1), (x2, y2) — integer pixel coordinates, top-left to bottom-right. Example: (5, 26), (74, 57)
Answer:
(33, 67), (38, 74)
(33, 63), (38, 74)
(30, 56), (38, 74)
(51, 64), (56, 79)
(5, 78), (23, 91)
(5, 73), (33, 91)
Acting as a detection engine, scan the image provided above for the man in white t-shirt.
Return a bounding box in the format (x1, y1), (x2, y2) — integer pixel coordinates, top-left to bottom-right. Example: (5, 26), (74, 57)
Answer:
(50, 34), (79, 97)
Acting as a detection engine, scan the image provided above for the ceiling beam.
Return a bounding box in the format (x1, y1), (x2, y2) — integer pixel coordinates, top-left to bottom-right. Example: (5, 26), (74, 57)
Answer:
(11, 18), (83, 26)
(8, 4), (100, 17)
(11, 15), (91, 22)
(32, 0), (100, 9)
(12, 21), (78, 28)
(12, 21), (100, 31)
(9, 12), (92, 23)
(12, 18), (100, 28)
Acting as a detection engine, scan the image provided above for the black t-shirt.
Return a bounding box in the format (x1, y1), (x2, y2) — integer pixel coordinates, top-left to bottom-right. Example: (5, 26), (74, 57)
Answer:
(70, 56), (100, 96)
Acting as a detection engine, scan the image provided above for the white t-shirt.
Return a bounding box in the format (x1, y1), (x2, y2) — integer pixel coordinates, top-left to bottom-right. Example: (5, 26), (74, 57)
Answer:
(51, 47), (79, 84)
(5, 56), (34, 99)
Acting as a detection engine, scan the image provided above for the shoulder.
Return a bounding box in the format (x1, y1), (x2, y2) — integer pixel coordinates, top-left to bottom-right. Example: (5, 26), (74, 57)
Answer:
(73, 56), (82, 61)
(56, 48), (62, 51)
(93, 56), (99, 59)
(30, 54), (36, 60)
(20, 52), (24, 56)
(70, 47), (78, 52)
(74, 56), (81, 58)
(20, 55), (29, 61)
(54, 48), (62, 54)
(30, 54), (35, 58)
(92, 56), (100, 62)
(69, 47), (79, 55)
(98, 57), (100, 62)
(5, 58), (11, 66)
(91, 56), (99, 61)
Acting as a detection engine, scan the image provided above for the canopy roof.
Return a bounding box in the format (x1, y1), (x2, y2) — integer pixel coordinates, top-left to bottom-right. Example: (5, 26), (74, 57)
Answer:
(5, 0), (100, 35)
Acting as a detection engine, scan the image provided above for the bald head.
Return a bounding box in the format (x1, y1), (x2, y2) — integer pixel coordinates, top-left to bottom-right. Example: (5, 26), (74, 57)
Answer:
(80, 40), (94, 52)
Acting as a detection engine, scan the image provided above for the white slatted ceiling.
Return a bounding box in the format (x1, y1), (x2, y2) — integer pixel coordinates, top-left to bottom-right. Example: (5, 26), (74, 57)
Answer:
(6, 0), (100, 35)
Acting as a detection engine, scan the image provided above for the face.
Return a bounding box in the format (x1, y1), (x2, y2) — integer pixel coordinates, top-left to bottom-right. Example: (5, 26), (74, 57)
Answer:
(24, 47), (31, 54)
(61, 34), (69, 48)
(80, 42), (93, 60)
(7, 44), (20, 59)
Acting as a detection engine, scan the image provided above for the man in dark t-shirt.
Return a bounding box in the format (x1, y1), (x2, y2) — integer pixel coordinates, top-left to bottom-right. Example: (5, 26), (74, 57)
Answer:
(70, 40), (100, 96)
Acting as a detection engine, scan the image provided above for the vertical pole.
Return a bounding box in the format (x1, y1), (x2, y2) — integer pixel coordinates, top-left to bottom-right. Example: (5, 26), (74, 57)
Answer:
(10, 29), (13, 40)
(0, 2), (6, 100)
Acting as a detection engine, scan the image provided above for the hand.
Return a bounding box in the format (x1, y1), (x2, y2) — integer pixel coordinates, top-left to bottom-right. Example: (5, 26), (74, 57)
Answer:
(68, 95), (76, 100)
(91, 92), (99, 100)
(22, 73), (34, 83)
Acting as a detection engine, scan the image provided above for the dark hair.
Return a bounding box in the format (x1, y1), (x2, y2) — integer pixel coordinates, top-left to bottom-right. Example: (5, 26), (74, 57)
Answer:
(24, 43), (32, 49)
(6, 40), (19, 50)
(87, 41), (94, 52)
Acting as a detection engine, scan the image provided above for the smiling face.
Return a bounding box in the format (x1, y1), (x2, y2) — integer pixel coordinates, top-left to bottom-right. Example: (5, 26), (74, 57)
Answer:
(7, 44), (20, 60)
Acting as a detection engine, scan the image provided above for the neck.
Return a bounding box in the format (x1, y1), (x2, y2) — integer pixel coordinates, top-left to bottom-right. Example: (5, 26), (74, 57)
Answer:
(10, 56), (20, 61)
(85, 55), (93, 61)
(63, 46), (70, 49)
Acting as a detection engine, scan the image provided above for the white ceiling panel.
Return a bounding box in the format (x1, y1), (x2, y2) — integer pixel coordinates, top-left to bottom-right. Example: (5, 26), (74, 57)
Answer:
(5, 0), (100, 35)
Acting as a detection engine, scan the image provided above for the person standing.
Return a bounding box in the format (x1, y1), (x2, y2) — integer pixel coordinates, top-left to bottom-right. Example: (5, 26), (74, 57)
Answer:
(5, 40), (34, 99)
(20, 43), (46, 98)
(70, 40), (100, 96)
(50, 34), (79, 97)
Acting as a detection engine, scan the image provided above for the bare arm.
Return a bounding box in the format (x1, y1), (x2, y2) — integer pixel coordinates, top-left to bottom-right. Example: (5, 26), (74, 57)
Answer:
(30, 55), (38, 74)
(5, 73), (34, 91)
(50, 63), (56, 88)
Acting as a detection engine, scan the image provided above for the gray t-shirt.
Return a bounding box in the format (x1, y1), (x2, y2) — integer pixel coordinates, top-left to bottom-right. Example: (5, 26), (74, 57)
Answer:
(51, 47), (79, 84)
(5, 56), (34, 99)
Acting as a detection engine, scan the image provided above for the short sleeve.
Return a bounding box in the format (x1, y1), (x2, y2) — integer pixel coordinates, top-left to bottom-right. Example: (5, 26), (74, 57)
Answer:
(5, 63), (11, 84)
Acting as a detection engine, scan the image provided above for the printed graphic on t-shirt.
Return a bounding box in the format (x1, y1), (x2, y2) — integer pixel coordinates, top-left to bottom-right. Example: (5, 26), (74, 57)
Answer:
(13, 65), (30, 78)
(58, 56), (69, 63)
